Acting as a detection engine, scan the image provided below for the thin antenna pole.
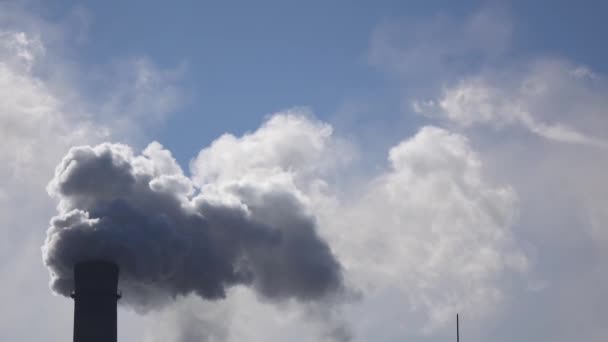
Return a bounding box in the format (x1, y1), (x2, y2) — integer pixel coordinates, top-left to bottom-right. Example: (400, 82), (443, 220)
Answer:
(457, 314), (459, 342)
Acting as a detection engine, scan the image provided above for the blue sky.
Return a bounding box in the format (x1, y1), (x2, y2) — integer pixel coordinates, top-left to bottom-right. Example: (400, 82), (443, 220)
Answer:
(29, 0), (608, 164)
(2, 1), (608, 342)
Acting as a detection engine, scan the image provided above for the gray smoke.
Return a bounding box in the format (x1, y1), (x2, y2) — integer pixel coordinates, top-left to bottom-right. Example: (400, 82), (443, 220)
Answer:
(42, 142), (343, 310)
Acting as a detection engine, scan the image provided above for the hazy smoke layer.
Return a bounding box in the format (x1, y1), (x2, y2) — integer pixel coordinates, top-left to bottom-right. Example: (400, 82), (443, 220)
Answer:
(42, 142), (342, 309)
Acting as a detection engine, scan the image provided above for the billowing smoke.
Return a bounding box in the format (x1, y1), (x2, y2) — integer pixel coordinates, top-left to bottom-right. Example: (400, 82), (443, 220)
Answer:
(42, 141), (343, 309)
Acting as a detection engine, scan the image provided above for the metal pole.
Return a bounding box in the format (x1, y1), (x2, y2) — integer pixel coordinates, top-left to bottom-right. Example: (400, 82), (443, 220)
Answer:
(457, 314), (459, 342)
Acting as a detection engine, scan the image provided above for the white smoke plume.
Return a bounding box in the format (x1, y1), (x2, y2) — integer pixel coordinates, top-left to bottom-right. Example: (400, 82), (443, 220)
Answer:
(42, 112), (527, 340)
(42, 138), (344, 310)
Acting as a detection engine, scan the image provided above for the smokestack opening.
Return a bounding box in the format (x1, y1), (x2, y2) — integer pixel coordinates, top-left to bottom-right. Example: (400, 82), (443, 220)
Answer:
(72, 260), (120, 342)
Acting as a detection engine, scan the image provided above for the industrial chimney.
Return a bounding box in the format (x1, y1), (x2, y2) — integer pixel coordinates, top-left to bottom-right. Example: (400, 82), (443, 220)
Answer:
(71, 260), (121, 342)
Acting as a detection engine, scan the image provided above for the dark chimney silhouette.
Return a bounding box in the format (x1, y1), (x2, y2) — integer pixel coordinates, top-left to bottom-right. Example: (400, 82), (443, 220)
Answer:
(71, 260), (121, 342)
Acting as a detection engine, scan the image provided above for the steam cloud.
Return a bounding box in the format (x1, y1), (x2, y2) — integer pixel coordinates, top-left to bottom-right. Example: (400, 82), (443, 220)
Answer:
(42, 141), (343, 309)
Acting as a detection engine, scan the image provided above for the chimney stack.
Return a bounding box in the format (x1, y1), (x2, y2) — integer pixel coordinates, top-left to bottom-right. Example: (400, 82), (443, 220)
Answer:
(71, 260), (120, 342)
